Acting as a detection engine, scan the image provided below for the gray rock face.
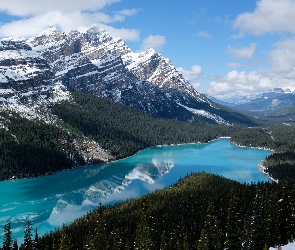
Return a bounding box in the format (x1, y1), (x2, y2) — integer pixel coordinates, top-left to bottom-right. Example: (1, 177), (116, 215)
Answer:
(0, 39), (53, 98)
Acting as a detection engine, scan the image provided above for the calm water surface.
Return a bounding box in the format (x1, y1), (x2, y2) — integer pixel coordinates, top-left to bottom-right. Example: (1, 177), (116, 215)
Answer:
(0, 138), (271, 243)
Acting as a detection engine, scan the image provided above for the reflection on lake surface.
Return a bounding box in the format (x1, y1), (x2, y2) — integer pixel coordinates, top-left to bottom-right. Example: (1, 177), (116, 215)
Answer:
(0, 138), (271, 243)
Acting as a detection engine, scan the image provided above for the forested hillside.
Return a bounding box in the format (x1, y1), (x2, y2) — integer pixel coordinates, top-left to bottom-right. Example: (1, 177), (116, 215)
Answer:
(1, 90), (295, 181)
(6, 172), (294, 249)
(0, 90), (239, 180)
(51, 91), (238, 158)
(0, 112), (85, 180)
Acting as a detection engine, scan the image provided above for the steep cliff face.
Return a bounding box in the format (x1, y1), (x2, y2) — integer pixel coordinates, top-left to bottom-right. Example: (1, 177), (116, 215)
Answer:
(0, 39), (53, 98)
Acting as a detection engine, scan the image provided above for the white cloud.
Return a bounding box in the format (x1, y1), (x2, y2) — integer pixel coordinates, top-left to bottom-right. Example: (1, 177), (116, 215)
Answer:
(269, 39), (295, 74)
(232, 0), (295, 35)
(177, 65), (202, 90)
(177, 65), (202, 82)
(0, 0), (120, 16)
(197, 31), (212, 39)
(0, 0), (140, 41)
(209, 82), (232, 94)
(211, 36), (295, 100)
(226, 43), (256, 59)
(226, 62), (244, 68)
(208, 70), (274, 98)
(140, 35), (166, 51)
(191, 82), (202, 90)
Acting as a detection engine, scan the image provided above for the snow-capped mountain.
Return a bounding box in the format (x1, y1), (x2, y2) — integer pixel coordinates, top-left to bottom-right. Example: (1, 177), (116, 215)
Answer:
(231, 89), (295, 111)
(0, 26), (253, 125)
(223, 89), (295, 124)
(0, 39), (53, 97)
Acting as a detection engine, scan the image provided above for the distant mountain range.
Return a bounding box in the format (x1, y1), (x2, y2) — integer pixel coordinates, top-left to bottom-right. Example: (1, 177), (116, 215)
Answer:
(0, 26), (254, 125)
(218, 89), (295, 124)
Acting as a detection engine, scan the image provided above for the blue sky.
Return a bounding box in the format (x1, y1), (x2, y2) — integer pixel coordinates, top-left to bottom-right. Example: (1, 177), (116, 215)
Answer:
(0, 0), (295, 101)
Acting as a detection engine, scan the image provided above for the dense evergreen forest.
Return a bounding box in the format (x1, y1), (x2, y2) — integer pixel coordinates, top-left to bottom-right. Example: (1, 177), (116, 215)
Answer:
(1, 90), (295, 181)
(2, 172), (295, 249)
(0, 91), (239, 180)
(51, 91), (239, 158)
(0, 111), (85, 180)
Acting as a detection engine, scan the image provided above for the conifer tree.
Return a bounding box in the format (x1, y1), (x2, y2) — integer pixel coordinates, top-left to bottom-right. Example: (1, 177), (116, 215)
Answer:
(59, 231), (73, 250)
(159, 231), (169, 250)
(134, 214), (154, 250)
(12, 239), (18, 250)
(263, 189), (280, 247)
(180, 219), (189, 250)
(225, 190), (242, 250)
(202, 203), (222, 250)
(278, 182), (293, 244)
(197, 228), (209, 250)
(22, 220), (33, 250)
(32, 228), (39, 250)
(248, 186), (266, 249)
(2, 220), (12, 250)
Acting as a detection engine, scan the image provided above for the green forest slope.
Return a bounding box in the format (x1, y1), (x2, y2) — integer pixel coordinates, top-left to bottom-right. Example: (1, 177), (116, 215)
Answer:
(0, 90), (295, 181)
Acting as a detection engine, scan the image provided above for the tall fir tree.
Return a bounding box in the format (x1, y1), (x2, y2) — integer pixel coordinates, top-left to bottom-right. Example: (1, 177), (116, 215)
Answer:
(248, 185), (266, 249)
(58, 231), (73, 250)
(197, 228), (209, 250)
(12, 239), (18, 250)
(263, 189), (280, 247)
(2, 220), (13, 250)
(278, 182), (295, 244)
(22, 220), (33, 250)
(32, 228), (39, 250)
(201, 202), (222, 250)
(225, 190), (242, 250)
(134, 214), (154, 250)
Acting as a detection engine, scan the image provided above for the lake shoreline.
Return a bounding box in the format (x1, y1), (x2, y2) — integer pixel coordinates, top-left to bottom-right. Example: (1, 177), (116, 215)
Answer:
(229, 140), (275, 182)
(3, 136), (274, 183)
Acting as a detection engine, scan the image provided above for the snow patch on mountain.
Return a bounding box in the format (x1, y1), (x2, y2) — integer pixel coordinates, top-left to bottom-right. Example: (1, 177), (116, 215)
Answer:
(177, 103), (230, 125)
(0, 82), (70, 123)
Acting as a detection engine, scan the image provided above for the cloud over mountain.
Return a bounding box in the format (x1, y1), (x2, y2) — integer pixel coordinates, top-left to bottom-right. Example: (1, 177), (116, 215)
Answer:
(0, 0), (140, 41)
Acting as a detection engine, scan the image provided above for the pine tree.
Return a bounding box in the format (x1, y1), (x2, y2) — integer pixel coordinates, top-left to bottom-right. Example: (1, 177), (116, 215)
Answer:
(134, 214), (154, 250)
(2, 220), (13, 250)
(202, 203), (222, 250)
(160, 231), (169, 250)
(22, 220), (33, 250)
(197, 228), (209, 250)
(225, 190), (242, 250)
(59, 231), (73, 250)
(33, 228), (39, 250)
(279, 182), (293, 244)
(180, 220), (189, 250)
(12, 239), (18, 250)
(248, 185), (266, 249)
(263, 189), (280, 247)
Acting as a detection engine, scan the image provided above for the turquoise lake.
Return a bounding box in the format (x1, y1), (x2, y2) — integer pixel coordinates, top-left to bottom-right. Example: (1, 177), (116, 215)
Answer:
(0, 138), (271, 243)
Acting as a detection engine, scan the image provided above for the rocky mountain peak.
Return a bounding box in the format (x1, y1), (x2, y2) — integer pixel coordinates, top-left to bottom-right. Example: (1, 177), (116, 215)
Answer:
(27, 27), (65, 48)
(85, 27), (113, 44)
(0, 26), (254, 125)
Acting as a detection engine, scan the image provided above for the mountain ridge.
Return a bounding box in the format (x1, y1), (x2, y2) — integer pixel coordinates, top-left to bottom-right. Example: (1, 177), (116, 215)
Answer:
(0, 26), (255, 125)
